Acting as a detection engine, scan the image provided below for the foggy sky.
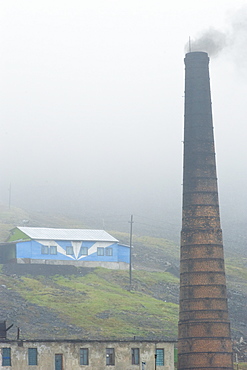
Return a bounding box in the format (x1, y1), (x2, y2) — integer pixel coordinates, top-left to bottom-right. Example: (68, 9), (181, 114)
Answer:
(0, 0), (247, 243)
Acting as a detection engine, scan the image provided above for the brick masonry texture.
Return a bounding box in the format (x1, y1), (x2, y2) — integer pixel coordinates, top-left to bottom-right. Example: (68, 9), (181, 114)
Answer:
(178, 52), (233, 370)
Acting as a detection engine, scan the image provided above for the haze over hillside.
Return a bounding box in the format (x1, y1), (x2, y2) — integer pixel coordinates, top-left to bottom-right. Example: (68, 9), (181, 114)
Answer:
(1, 1), (247, 260)
(0, 201), (246, 262)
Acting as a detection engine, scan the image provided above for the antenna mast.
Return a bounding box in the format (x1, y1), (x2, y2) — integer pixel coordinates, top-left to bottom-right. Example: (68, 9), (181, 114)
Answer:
(189, 37), (191, 52)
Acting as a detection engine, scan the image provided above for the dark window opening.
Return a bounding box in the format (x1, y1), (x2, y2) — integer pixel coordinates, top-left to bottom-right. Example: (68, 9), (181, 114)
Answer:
(28, 348), (38, 365)
(66, 246), (74, 255)
(2, 348), (11, 366)
(97, 247), (104, 256)
(131, 348), (140, 365)
(106, 348), (115, 366)
(105, 248), (113, 256)
(80, 247), (88, 256)
(156, 349), (164, 366)
(41, 245), (49, 255)
(55, 354), (63, 370)
(80, 348), (89, 365)
(50, 246), (57, 255)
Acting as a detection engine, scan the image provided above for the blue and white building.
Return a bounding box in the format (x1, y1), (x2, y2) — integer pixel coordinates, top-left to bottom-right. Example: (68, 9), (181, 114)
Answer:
(0, 227), (130, 270)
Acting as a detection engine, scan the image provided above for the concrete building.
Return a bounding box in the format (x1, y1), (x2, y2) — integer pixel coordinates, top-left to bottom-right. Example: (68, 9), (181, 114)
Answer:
(0, 339), (175, 370)
(0, 227), (129, 270)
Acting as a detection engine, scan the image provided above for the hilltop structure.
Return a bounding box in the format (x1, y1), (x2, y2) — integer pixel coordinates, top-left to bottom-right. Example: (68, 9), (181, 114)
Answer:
(0, 226), (129, 269)
(178, 52), (233, 370)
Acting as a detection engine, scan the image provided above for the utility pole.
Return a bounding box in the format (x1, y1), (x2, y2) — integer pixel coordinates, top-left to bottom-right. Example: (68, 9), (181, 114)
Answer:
(8, 183), (11, 209)
(129, 214), (133, 290)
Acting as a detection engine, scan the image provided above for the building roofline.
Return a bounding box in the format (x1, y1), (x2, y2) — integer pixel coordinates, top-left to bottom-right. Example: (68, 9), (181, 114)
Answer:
(11, 227), (119, 242)
(0, 338), (177, 344)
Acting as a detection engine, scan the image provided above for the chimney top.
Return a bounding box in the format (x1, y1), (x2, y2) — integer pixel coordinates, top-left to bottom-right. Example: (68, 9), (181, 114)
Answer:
(184, 51), (209, 65)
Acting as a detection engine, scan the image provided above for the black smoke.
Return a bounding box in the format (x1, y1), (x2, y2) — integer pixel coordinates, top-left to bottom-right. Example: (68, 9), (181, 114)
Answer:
(185, 29), (228, 57)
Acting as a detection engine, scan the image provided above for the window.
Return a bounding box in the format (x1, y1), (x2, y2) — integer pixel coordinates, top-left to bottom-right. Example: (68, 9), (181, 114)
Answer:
(156, 349), (164, 366)
(41, 245), (49, 254)
(80, 247), (88, 256)
(106, 348), (115, 366)
(97, 247), (104, 256)
(66, 246), (74, 255)
(55, 354), (63, 370)
(28, 348), (37, 365)
(2, 348), (11, 366)
(105, 248), (113, 256)
(80, 348), (89, 365)
(131, 348), (140, 365)
(50, 246), (57, 255)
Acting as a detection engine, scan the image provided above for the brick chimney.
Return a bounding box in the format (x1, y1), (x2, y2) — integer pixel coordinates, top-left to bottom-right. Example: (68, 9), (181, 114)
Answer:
(178, 51), (233, 370)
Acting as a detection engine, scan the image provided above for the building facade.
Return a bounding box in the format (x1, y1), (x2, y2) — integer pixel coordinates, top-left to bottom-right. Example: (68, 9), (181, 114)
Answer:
(0, 227), (129, 270)
(0, 339), (175, 370)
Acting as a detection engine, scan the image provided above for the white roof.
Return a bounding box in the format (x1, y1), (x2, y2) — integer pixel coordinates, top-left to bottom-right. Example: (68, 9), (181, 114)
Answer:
(17, 227), (118, 242)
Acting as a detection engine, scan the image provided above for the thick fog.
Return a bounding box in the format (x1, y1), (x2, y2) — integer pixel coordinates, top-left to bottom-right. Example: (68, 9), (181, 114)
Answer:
(0, 0), (247, 246)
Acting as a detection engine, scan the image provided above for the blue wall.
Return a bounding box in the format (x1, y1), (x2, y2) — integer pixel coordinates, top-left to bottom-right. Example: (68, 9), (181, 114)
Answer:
(16, 240), (130, 263)
(118, 244), (130, 263)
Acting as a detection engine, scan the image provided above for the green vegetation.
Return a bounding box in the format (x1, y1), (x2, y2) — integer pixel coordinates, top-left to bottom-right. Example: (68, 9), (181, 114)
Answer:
(225, 258), (247, 295)
(234, 364), (247, 370)
(1, 204), (247, 341)
(135, 235), (179, 257)
(0, 205), (29, 241)
(0, 204), (179, 339)
(133, 269), (179, 284)
(226, 258), (247, 279)
(8, 268), (178, 339)
(7, 228), (31, 242)
(111, 231), (179, 259)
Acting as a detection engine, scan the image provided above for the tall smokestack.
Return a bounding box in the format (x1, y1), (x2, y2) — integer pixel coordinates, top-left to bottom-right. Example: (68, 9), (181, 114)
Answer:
(178, 52), (233, 370)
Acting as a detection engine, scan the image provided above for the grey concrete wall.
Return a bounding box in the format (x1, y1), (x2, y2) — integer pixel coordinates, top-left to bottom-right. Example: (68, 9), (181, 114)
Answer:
(0, 340), (175, 370)
(15, 258), (129, 270)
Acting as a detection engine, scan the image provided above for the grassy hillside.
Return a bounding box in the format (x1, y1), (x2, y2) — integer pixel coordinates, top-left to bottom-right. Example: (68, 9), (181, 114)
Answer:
(0, 266), (178, 340)
(0, 204), (247, 342)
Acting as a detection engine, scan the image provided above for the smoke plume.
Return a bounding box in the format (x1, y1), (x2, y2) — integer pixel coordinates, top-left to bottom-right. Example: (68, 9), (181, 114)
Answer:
(185, 29), (228, 57)
(185, 6), (247, 59)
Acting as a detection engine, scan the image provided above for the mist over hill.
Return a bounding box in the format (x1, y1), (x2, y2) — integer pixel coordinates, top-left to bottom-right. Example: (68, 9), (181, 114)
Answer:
(0, 196), (245, 259)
